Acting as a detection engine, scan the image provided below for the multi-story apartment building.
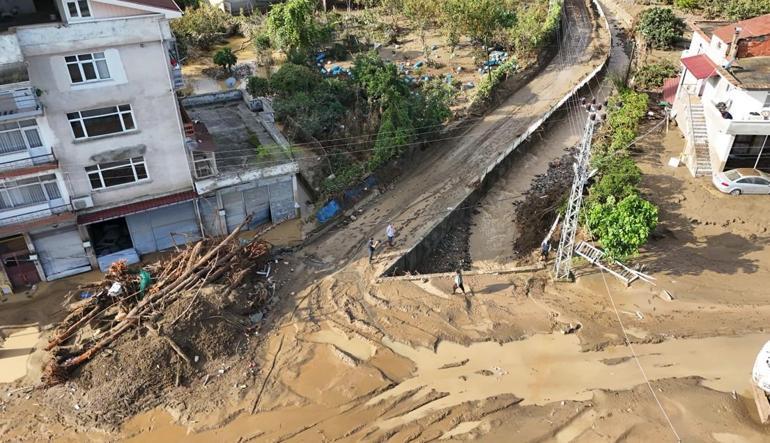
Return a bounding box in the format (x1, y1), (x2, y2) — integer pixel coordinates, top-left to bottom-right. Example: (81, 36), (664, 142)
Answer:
(0, 0), (199, 292)
(672, 14), (770, 176)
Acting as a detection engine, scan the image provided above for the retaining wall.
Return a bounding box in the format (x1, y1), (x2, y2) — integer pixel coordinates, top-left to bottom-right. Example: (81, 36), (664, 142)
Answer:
(381, 0), (612, 279)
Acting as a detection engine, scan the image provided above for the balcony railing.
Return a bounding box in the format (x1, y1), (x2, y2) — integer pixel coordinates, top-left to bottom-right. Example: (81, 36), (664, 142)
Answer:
(0, 203), (72, 229)
(0, 153), (56, 174)
(0, 86), (42, 123)
(704, 100), (770, 136)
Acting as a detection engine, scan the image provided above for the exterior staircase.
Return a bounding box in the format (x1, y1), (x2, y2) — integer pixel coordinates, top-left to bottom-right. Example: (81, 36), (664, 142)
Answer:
(689, 103), (713, 176)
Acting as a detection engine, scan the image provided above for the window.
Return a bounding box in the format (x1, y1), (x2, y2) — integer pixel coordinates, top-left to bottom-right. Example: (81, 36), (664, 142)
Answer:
(65, 0), (91, 19)
(86, 157), (148, 190)
(67, 105), (136, 139)
(0, 120), (42, 155)
(0, 174), (61, 210)
(66, 52), (110, 84)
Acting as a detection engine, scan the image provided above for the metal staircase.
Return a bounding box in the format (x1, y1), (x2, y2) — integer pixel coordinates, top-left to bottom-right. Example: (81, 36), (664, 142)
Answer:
(687, 99), (713, 177)
(574, 241), (639, 286)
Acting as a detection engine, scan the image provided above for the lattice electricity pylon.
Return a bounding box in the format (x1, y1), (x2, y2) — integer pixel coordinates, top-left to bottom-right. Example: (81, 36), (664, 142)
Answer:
(553, 113), (598, 281)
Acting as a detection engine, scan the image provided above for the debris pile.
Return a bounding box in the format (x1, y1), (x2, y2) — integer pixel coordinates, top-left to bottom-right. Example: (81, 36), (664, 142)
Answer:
(42, 219), (271, 387)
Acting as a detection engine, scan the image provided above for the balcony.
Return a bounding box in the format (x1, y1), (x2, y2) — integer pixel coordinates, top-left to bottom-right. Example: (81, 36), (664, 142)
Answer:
(0, 202), (74, 236)
(0, 85), (42, 123)
(0, 153), (57, 178)
(704, 100), (770, 136)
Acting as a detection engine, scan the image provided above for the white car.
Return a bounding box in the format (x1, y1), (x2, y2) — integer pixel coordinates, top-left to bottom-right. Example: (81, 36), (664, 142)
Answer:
(712, 168), (770, 195)
(753, 341), (770, 393)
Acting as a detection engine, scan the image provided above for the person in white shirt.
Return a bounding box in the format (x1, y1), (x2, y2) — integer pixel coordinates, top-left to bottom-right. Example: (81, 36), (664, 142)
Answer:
(452, 269), (466, 294)
(386, 223), (396, 247)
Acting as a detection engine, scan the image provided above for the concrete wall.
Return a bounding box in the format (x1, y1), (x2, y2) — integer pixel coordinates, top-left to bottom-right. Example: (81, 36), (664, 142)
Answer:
(0, 34), (23, 65)
(90, 2), (145, 18)
(20, 16), (193, 208)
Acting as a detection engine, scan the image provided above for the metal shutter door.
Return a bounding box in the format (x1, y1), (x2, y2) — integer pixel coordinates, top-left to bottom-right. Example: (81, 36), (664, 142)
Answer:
(222, 190), (246, 233)
(31, 228), (90, 280)
(243, 186), (270, 228)
(149, 202), (201, 251)
(268, 179), (295, 223)
(198, 196), (224, 237)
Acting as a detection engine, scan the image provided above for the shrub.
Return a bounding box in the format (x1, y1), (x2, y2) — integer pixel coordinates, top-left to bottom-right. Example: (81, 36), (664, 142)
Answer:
(587, 194), (658, 259)
(476, 58), (518, 102)
(606, 89), (649, 152)
(270, 63), (321, 95)
(634, 61), (678, 90)
(171, 4), (236, 50)
(266, 0), (328, 54)
(213, 47), (237, 73)
(637, 7), (685, 49)
(588, 155), (642, 206)
(246, 76), (270, 96)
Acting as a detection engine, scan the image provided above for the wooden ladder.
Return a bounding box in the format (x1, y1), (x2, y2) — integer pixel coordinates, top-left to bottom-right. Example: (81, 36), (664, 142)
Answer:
(574, 242), (639, 286)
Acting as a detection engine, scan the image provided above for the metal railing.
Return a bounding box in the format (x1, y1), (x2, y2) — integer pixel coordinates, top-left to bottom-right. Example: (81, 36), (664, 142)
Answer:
(0, 152), (56, 173)
(0, 203), (72, 228)
(0, 87), (42, 122)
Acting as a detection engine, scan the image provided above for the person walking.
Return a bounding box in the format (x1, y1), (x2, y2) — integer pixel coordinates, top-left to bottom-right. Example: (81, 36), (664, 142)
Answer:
(367, 237), (377, 263)
(452, 269), (466, 295)
(386, 223), (396, 247)
(540, 239), (551, 262)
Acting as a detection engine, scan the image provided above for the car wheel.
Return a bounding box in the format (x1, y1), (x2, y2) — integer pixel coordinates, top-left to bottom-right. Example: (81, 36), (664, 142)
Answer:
(730, 189), (741, 196)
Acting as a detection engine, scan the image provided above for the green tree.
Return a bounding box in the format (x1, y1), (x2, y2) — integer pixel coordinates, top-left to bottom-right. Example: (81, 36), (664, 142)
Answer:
(588, 155), (641, 206)
(402, 0), (439, 60)
(270, 63), (322, 95)
(266, 0), (326, 55)
(633, 61), (678, 90)
(587, 194), (658, 259)
(213, 47), (238, 74)
(637, 7), (685, 49)
(253, 33), (274, 77)
(246, 76), (270, 96)
(170, 4), (235, 50)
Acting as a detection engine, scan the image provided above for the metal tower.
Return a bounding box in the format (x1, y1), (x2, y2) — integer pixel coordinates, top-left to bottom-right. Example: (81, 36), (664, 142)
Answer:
(553, 111), (599, 281)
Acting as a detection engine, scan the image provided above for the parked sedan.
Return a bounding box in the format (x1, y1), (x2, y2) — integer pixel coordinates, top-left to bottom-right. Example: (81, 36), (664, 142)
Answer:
(712, 168), (770, 195)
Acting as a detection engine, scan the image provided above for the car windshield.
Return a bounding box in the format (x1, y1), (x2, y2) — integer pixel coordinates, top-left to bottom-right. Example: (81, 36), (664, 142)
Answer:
(725, 170), (740, 181)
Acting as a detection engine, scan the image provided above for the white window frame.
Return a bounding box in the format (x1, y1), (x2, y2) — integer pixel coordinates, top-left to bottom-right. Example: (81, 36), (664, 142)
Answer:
(64, 0), (91, 20)
(67, 104), (136, 140)
(0, 120), (43, 155)
(0, 174), (61, 210)
(86, 157), (149, 190)
(65, 52), (111, 84)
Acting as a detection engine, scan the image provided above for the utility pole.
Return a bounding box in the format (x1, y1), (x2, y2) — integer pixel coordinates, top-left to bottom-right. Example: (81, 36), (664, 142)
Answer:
(553, 101), (602, 281)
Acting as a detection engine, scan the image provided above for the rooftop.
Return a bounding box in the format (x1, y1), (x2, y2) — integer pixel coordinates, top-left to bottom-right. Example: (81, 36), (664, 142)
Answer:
(181, 94), (294, 175)
(717, 56), (770, 90)
(714, 13), (770, 43)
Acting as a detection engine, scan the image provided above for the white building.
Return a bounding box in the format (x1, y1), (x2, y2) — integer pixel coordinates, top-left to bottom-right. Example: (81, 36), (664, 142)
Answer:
(0, 0), (199, 291)
(673, 15), (770, 176)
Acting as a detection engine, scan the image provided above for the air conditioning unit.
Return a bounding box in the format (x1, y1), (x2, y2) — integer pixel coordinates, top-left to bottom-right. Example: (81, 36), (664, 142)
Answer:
(71, 196), (94, 210)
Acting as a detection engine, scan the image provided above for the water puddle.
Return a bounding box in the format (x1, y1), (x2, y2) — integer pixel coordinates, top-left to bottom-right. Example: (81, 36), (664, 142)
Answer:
(371, 333), (768, 428)
(0, 326), (40, 383)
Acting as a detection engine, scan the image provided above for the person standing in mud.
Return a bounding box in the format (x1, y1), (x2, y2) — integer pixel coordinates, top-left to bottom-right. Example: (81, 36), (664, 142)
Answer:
(541, 239), (551, 262)
(452, 269), (466, 294)
(367, 237), (377, 263)
(386, 223), (396, 247)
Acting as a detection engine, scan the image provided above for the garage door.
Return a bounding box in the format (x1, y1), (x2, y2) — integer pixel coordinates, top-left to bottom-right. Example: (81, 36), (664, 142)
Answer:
(244, 186), (270, 228)
(31, 228), (91, 280)
(125, 202), (201, 254)
(222, 190), (247, 233)
(269, 179), (295, 223)
(197, 196), (225, 237)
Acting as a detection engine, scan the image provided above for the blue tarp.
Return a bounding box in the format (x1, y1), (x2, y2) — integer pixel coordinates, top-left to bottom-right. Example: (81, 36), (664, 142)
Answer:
(317, 199), (341, 223)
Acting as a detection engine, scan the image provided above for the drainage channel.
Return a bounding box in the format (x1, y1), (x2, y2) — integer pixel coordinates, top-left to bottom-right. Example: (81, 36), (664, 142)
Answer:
(380, 0), (629, 278)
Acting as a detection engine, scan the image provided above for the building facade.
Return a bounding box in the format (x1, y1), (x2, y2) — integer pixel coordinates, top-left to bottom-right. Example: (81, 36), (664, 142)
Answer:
(673, 15), (770, 176)
(0, 0), (198, 291)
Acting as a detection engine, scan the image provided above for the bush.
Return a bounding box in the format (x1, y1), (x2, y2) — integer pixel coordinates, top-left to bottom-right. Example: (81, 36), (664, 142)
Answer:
(587, 194), (658, 259)
(213, 47), (237, 73)
(171, 4), (236, 50)
(588, 155), (642, 206)
(674, 0), (698, 10)
(266, 0), (329, 54)
(246, 76), (270, 96)
(476, 58), (518, 102)
(606, 89), (649, 152)
(270, 63), (322, 95)
(634, 61), (678, 90)
(638, 7), (685, 49)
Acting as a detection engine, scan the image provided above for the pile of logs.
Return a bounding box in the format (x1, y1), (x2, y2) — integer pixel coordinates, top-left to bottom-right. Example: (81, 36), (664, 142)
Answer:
(43, 218), (270, 385)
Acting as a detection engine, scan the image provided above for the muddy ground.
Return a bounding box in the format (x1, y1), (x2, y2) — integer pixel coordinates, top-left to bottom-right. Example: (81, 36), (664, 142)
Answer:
(4, 1), (770, 441)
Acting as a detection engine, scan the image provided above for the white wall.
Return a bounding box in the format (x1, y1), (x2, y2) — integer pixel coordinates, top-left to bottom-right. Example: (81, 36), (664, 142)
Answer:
(21, 16), (194, 209)
(90, 1), (145, 18)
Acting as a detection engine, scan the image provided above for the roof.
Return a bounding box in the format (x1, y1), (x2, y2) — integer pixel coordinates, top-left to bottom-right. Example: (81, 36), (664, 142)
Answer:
(662, 76), (679, 104)
(681, 54), (718, 79)
(77, 190), (196, 225)
(120, 0), (181, 12)
(717, 56), (770, 89)
(714, 14), (770, 43)
(689, 20), (732, 43)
